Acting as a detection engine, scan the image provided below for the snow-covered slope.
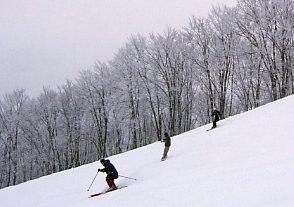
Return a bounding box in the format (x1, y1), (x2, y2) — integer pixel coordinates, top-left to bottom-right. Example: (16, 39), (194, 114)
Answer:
(1, 95), (294, 207)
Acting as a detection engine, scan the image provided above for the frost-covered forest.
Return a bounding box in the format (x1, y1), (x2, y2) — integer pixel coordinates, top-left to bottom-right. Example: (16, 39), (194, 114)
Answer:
(1, 0), (294, 189)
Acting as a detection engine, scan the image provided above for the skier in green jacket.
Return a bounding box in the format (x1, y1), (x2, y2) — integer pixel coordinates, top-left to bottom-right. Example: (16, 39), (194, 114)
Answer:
(161, 132), (171, 161)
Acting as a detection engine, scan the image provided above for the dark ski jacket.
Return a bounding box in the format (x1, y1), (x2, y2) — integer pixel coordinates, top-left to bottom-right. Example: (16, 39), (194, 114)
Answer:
(163, 133), (171, 147)
(100, 160), (118, 179)
(211, 110), (222, 122)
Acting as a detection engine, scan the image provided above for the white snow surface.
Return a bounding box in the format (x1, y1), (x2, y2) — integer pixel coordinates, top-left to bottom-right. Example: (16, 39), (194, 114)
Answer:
(1, 95), (294, 207)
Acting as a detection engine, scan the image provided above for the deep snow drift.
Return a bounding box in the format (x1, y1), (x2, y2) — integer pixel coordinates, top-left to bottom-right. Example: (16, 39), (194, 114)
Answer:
(1, 95), (294, 207)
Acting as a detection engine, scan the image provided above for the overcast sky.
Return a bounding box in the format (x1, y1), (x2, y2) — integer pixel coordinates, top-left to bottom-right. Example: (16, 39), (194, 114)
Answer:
(0, 0), (237, 97)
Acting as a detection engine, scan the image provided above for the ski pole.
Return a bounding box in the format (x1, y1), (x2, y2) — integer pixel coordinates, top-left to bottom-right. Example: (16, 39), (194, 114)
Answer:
(87, 171), (99, 191)
(119, 174), (137, 181)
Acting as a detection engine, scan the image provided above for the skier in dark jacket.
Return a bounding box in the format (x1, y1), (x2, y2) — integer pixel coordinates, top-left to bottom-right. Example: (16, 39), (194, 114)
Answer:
(98, 159), (118, 190)
(211, 109), (222, 129)
(161, 132), (171, 161)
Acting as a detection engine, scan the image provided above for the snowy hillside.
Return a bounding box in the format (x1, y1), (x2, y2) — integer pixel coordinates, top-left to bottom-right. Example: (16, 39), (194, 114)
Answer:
(1, 95), (294, 207)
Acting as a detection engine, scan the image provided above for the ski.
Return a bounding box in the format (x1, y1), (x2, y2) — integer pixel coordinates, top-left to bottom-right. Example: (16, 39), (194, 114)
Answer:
(206, 127), (217, 131)
(88, 185), (127, 198)
(89, 192), (103, 198)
